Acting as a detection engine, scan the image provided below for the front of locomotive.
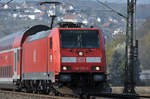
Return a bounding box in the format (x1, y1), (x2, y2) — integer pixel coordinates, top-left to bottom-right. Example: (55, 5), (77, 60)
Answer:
(56, 28), (107, 91)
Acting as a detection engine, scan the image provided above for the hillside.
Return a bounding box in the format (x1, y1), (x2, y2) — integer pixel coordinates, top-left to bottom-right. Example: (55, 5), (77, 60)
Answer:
(137, 16), (150, 70)
(0, 1), (150, 39)
(106, 16), (150, 70)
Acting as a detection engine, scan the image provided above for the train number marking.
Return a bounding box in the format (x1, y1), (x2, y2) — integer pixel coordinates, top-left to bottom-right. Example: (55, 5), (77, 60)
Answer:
(76, 57), (86, 63)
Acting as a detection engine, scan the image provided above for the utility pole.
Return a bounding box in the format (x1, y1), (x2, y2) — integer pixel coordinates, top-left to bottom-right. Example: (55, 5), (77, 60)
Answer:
(123, 0), (137, 94)
(96, 0), (138, 94)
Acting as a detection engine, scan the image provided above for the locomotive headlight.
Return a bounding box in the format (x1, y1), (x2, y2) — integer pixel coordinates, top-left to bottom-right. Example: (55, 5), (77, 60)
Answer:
(62, 66), (71, 71)
(96, 66), (100, 71)
(62, 66), (67, 71)
(79, 51), (83, 56)
(91, 66), (101, 71)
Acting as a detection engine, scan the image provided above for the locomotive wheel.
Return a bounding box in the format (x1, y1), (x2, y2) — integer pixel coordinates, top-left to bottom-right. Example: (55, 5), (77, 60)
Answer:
(79, 95), (96, 99)
(79, 94), (91, 99)
(91, 97), (96, 99)
(19, 80), (52, 94)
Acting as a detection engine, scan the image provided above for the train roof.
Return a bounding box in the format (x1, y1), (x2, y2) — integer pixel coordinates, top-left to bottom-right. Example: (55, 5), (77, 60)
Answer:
(0, 25), (50, 51)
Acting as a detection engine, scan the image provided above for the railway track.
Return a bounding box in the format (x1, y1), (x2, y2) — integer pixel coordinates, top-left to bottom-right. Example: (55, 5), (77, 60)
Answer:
(1, 89), (150, 99)
(0, 90), (78, 99)
(88, 92), (150, 99)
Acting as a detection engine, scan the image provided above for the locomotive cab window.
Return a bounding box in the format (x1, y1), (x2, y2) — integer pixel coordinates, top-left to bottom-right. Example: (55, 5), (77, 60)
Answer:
(60, 30), (100, 48)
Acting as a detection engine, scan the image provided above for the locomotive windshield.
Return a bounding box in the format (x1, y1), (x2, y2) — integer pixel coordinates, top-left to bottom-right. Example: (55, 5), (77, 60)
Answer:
(60, 30), (100, 48)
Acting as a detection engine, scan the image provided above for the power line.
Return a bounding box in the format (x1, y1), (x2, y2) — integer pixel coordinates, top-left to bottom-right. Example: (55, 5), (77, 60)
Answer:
(0, 0), (14, 8)
(96, 0), (127, 19)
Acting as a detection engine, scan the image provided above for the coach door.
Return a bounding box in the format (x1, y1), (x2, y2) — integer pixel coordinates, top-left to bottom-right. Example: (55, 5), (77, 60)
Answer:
(49, 38), (52, 71)
(49, 38), (54, 81)
(14, 49), (18, 79)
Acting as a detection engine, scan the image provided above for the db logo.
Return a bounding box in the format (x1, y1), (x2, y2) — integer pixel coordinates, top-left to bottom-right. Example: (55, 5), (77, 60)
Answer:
(77, 57), (86, 63)
(33, 49), (36, 63)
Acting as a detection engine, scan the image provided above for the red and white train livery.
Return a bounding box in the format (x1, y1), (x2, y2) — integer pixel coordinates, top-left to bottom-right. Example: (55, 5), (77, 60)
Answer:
(0, 24), (108, 94)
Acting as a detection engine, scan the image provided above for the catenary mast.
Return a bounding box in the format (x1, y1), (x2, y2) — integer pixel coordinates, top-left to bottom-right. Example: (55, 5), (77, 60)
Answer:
(124, 0), (137, 94)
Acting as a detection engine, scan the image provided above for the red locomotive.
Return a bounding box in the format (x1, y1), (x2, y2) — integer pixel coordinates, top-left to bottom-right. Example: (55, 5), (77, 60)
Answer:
(0, 22), (109, 95)
(0, 2), (111, 96)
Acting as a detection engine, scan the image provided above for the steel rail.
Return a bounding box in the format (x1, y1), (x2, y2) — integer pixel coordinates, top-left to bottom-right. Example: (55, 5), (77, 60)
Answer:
(0, 90), (77, 99)
(88, 92), (150, 99)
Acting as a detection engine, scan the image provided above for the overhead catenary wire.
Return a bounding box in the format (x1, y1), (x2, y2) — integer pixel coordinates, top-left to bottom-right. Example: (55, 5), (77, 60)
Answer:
(0, 0), (14, 8)
(96, 0), (127, 19)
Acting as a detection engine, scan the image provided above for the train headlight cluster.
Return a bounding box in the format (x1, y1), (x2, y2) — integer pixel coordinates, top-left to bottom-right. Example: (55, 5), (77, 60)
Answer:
(62, 66), (71, 71)
(91, 66), (101, 71)
(96, 66), (100, 71)
(62, 66), (67, 71)
(78, 51), (84, 56)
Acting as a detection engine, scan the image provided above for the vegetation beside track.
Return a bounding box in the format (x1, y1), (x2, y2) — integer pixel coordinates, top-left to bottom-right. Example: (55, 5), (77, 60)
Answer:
(112, 86), (150, 94)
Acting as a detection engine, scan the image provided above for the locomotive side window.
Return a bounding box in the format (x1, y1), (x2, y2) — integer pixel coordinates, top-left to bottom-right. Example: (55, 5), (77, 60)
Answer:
(50, 38), (52, 49)
(60, 30), (100, 48)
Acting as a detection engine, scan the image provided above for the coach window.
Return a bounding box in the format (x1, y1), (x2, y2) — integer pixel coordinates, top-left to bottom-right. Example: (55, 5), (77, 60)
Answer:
(9, 66), (12, 77)
(1, 67), (2, 77)
(3, 67), (4, 77)
(0, 67), (1, 77)
(17, 50), (20, 62)
(10, 66), (12, 77)
(4, 67), (6, 77)
(8, 66), (10, 77)
(4, 67), (5, 77)
(50, 38), (52, 49)
(5, 66), (7, 77)
(6, 66), (8, 77)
